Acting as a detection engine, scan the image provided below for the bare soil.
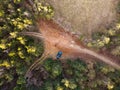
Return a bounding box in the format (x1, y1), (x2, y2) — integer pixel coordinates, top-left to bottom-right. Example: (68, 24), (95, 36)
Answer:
(36, 19), (120, 69)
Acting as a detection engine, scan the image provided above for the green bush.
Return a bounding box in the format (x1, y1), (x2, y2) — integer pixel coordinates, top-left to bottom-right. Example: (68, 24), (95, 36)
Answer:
(26, 58), (120, 90)
(87, 23), (120, 56)
(0, 0), (53, 89)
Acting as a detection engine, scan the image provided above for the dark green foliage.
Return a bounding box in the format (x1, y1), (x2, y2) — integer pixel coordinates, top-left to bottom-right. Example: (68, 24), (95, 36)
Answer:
(0, 0), (45, 90)
(43, 59), (62, 78)
(27, 58), (120, 90)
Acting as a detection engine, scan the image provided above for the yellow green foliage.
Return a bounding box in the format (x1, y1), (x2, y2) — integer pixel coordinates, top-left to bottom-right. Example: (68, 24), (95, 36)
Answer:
(0, 0), (45, 89)
(87, 22), (120, 57)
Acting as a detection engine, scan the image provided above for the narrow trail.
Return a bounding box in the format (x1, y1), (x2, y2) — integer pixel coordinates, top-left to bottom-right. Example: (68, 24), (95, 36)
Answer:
(24, 19), (120, 71)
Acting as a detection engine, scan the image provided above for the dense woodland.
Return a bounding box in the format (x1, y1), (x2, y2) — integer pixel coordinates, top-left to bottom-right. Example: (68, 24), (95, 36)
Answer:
(0, 0), (120, 90)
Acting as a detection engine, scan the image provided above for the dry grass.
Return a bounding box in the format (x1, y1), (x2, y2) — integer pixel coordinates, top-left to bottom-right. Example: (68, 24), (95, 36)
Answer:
(46, 0), (119, 37)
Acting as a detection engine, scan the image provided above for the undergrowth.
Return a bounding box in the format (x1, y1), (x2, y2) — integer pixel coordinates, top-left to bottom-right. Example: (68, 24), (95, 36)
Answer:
(0, 0), (53, 89)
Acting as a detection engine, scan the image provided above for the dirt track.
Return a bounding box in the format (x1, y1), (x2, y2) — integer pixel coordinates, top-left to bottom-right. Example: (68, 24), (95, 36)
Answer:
(32, 19), (120, 70)
(24, 19), (120, 71)
(37, 19), (85, 60)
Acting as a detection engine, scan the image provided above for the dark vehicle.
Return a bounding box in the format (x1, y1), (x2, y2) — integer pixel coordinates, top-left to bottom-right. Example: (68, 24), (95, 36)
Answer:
(56, 51), (62, 59)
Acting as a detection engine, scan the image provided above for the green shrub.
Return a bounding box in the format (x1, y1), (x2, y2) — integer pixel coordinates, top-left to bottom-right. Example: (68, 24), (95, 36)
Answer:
(0, 0), (53, 89)
(87, 23), (120, 56)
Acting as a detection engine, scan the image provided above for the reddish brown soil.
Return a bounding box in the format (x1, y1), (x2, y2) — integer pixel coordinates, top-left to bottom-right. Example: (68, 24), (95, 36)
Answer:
(35, 19), (120, 69)
(37, 19), (85, 60)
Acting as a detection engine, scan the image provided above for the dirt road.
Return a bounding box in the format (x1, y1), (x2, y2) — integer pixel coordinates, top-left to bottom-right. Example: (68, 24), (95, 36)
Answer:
(25, 19), (120, 70)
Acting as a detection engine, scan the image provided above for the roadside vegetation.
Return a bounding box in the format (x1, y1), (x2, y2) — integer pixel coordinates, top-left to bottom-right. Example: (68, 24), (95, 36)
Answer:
(0, 0), (120, 90)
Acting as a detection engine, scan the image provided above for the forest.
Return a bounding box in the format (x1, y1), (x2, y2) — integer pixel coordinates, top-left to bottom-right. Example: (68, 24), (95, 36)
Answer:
(0, 0), (120, 90)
